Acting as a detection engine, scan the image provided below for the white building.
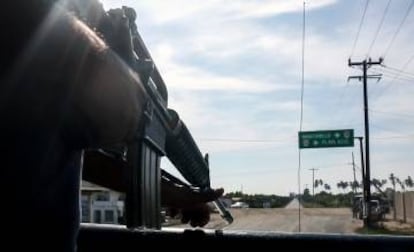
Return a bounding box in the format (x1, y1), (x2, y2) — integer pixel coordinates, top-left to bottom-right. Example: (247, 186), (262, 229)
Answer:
(81, 181), (124, 224)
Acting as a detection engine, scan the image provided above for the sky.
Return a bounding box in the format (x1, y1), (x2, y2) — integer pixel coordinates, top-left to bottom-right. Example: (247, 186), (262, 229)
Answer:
(100, 0), (414, 196)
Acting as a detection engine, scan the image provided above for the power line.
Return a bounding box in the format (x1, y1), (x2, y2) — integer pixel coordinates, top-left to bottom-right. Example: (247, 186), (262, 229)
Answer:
(213, 167), (297, 177)
(367, 0), (391, 56)
(371, 55), (414, 100)
(214, 163), (351, 178)
(198, 137), (295, 143)
(373, 134), (414, 140)
(350, 0), (370, 57)
(369, 109), (414, 119)
(379, 75), (414, 83)
(297, 1), (306, 233)
(383, 0), (414, 58)
(371, 66), (414, 80)
(370, 68), (414, 82)
(381, 65), (414, 78)
(370, 123), (414, 137)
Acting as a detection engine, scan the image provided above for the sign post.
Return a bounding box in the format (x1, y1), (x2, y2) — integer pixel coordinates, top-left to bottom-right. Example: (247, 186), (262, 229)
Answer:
(299, 129), (354, 149)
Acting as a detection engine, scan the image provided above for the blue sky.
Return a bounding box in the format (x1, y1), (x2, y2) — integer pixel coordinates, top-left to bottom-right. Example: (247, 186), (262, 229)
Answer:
(101, 0), (414, 195)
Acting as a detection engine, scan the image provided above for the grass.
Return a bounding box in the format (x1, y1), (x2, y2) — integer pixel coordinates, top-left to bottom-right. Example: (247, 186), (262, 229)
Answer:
(302, 202), (324, 208)
(355, 222), (414, 236)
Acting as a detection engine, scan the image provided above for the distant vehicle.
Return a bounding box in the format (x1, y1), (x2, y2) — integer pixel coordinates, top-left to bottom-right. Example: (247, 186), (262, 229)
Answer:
(231, 202), (249, 208)
(369, 200), (383, 221)
(352, 195), (388, 221)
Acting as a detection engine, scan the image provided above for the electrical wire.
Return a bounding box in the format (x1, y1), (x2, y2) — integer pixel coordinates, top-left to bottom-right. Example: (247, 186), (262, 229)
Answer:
(350, 0), (370, 57)
(369, 109), (414, 119)
(370, 55), (414, 100)
(198, 137), (295, 143)
(297, 0), (306, 233)
(381, 65), (414, 78)
(367, 0), (391, 56)
(373, 134), (414, 140)
(370, 68), (414, 82)
(383, 0), (414, 58)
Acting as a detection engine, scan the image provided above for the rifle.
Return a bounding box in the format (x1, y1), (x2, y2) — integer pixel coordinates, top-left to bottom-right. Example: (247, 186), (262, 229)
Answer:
(77, 2), (232, 228)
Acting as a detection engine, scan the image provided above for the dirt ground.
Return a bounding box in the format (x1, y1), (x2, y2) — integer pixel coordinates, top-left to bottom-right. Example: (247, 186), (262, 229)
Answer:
(377, 215), (414, 235)
(166, 208), (363, 233)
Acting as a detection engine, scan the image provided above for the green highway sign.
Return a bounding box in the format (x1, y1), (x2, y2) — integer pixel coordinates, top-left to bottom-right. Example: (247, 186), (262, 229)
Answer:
(299, 129), (354, 149)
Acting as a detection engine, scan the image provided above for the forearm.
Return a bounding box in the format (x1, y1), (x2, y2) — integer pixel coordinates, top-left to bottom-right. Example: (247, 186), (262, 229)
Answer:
(2, 6), (148, 148)
(82, 150), (216, 207)
(61, 14), (148, 147)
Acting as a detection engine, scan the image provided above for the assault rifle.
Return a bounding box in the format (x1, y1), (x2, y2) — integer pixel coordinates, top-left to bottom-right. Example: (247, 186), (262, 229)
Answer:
(78, 3), (232, 228)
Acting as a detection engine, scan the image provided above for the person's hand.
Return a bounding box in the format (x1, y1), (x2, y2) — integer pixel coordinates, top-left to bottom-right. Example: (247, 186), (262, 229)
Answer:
(166, 188), (224, 227)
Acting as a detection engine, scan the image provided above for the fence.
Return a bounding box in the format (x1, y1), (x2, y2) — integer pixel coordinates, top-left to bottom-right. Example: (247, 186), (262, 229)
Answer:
(394, 191), (414, 223)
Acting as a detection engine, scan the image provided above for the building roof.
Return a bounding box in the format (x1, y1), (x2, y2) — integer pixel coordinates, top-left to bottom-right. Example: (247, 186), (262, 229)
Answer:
(81, 180), (110, 192)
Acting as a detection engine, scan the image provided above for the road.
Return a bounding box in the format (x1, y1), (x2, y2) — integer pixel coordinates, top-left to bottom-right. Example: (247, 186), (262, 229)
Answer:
(284, 198), (302, 209)
(168, 206), (362, 233)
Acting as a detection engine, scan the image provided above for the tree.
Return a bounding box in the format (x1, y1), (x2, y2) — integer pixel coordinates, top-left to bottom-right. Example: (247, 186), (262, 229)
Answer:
(337, 181), (349, 193)
(395, 177), (407, 223)
(372, 178), (387, 191)
(396, 177), (405, 191)
(389, 173), (397, 220)
(389, 173), (396, 189)
(349, 181), (360, 192)
(324, 183), (331, 191)
(302, 188), (311, 202)
(404, 176), (413, 189)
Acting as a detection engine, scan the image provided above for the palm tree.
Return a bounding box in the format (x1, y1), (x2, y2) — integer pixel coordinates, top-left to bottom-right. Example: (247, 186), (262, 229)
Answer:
(396, 177), (407, 223)
(372, 178), (387, 192)
(396, 177), (405, 190)
(337, 181), (349, 193)
(389, 173), (396, 190)
(324, 183), (331, 191)
(349, 181), (360, 193)
(404, 176), (413, 189)
(389, 173), (397, 220)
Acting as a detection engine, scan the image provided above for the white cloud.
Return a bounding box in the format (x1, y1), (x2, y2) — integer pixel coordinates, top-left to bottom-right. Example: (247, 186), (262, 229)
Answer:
(167, 91), (298, 153)
(98, 0), (414, 195)
(152, 43), (289, 93)
(114, 0), (337, 24)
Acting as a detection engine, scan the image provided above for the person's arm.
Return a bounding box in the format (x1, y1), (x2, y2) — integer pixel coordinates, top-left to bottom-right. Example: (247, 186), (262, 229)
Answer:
(17, 10), (149, 148)
(65, 15), (150, 147)
(82, 150), (223, 227)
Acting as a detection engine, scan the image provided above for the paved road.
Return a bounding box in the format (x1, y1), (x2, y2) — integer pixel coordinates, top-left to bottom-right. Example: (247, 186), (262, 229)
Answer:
(168, 207), (362, 233)
(284, 198), (302, 209)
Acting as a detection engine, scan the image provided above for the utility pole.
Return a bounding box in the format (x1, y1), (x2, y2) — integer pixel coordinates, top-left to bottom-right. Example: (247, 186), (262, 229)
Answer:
(348, 58), (383, 227)
(309, 168), (318, 198)
(355, 137), (365, 190)
(352, 152), (357, 194)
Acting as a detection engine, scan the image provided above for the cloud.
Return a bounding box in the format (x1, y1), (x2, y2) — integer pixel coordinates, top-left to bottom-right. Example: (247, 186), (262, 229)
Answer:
(119, 0), (337, 24)
(98, 0), (414, 195)
(152, 43), (290, 93)
(222, 0), (337, 20)
(167, 91), (299, 153)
